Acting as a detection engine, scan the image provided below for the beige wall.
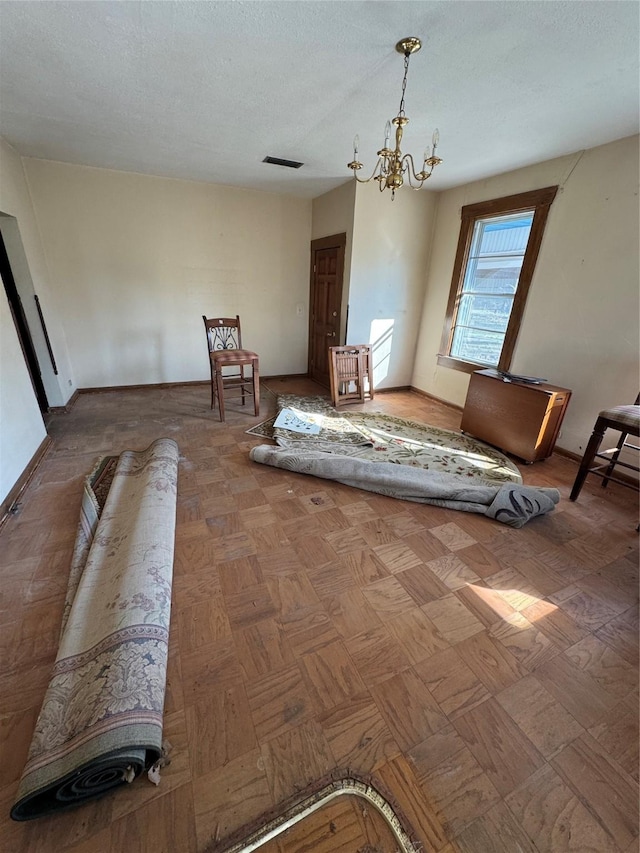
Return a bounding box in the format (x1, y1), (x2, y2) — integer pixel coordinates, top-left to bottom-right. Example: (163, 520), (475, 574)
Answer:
(23, 159), (313, 387)
(311, 181), (356, 345)
(412, 135), (640, 455)
(0, 140), (75, 405)
(0, 139), (70, 504)
(0, 281), (47, 504)
(311, 180), (355, 243)
(349, 181), (437, 388)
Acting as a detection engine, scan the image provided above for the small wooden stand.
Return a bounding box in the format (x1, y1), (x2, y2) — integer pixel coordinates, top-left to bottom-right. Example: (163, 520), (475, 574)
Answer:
(329, 345), (374, 408)
(461, 369), (571, 463)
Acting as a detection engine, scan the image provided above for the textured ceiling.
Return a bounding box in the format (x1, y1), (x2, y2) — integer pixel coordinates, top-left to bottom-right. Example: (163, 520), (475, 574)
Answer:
(1, 1), (638, 198)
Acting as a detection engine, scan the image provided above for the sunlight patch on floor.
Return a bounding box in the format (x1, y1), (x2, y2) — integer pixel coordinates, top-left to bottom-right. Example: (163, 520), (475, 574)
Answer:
(466, 583), (557, 624)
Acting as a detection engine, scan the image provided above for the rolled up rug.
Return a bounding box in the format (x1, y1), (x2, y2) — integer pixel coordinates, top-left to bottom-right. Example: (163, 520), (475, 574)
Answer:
(249, 445), (559, 528)
(11, 438), (179, 820)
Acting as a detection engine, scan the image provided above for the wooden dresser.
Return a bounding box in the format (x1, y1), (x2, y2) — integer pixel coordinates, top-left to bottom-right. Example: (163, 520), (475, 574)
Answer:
(460, 369), (572, 463)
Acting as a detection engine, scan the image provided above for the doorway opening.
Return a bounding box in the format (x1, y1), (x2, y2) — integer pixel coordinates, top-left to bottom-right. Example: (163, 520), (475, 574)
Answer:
(0, 230), (49, 413)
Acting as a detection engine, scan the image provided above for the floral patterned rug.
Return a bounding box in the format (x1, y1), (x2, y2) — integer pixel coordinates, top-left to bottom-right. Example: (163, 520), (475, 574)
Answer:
(247, 395), (521, 484)
(247, 394), (373, 452)
(12, 438), (179, 820)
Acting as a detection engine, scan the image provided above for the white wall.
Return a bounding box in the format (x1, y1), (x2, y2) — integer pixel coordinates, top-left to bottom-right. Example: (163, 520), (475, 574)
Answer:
(412, 135), (640, 455)
(23, 159), (313, 386)
(348, 181), (437, 389)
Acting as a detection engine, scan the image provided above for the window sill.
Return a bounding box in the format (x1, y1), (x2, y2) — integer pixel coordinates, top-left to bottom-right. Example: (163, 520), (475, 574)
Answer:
(436, 354), (492, 374)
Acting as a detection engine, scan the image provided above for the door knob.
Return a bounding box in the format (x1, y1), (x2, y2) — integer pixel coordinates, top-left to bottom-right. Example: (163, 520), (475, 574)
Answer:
(326, 331), (336, 337)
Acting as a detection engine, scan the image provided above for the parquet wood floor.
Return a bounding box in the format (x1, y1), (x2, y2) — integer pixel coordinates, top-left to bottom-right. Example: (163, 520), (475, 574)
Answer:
(0, 379), (638, 852)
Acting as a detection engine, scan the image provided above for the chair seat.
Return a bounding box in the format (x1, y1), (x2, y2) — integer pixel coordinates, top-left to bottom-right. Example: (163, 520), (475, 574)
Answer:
(599, 404), (640, 432)
(210, 348), (258, 365)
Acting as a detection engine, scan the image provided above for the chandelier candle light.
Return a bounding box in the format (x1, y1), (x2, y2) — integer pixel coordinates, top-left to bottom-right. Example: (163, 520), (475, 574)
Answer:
(348, 37), (442, 199)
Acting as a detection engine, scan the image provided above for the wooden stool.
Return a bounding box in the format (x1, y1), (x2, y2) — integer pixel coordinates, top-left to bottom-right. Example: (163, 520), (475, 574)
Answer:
(203, 315), (260, 422)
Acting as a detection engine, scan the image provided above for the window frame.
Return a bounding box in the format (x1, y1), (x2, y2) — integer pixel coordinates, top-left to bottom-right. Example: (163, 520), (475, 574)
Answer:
(438, 185), (558, 374)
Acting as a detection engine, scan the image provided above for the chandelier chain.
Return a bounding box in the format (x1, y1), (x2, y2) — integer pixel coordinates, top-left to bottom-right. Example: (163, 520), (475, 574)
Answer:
(398, 52), (410, 117)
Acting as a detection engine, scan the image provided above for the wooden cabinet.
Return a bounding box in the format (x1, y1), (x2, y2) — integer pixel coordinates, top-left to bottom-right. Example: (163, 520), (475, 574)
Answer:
(460, 369), (572, 463)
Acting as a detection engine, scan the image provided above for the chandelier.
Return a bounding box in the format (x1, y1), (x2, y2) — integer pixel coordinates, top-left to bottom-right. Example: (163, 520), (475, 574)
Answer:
(347, 37), (442, 199)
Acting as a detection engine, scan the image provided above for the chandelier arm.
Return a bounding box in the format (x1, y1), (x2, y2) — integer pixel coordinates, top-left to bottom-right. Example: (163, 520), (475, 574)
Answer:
(352, 158), (385, 184)
(400, 153), (427, 187)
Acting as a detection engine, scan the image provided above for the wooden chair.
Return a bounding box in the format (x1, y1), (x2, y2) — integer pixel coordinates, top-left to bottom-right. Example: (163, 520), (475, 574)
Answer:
(570, 394), (640, 500)
(329, 345), (374, 408)
(202, 316), (259, 422)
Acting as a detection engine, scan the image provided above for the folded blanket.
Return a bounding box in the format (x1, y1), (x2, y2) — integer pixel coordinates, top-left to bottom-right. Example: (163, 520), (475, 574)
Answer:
(249, 445), (559, 528)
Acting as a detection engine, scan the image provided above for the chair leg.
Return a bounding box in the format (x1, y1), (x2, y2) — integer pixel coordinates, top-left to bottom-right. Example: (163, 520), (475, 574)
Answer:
(215, 370), (226, 421)
(329, 350), (338, 408)
(241, 366), (247, 407)
(601, 429), (628, 488)
(252, 360), (260, 416)
(570, 416), (607, 501)
(209, 363), (215, 409)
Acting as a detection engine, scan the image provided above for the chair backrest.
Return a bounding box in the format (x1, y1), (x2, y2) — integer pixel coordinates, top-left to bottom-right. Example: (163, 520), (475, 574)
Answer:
(203, 315), (243, 354)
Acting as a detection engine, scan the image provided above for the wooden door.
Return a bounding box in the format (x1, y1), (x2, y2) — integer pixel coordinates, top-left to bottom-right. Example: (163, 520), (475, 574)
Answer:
(308, 233), (346, 387)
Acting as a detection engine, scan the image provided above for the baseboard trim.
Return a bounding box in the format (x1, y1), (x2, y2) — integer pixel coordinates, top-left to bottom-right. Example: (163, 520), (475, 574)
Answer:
(72, 378), (468, 421)
(553, 446), (581, 463)
(48, 388), (80, 414)
(261, 373), (310, 381)
(78, 380), (211, 394)
(375, 386), (411, 394)
(553, 445), (639, 487)
(77, 375), (312, 395)
(409, 386), (464, 413)
(0, 435), (53, 529)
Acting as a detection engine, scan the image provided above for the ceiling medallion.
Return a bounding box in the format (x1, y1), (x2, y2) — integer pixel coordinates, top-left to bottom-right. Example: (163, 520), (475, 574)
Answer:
(348, 37), (442, 199)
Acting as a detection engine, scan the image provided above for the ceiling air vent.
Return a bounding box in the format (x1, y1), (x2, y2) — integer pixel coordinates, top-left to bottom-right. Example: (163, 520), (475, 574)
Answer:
(263, 156), (304, 169)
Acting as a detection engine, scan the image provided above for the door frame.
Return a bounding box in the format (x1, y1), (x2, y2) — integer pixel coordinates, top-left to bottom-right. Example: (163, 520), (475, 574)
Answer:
(0, 230), (49, 413)
(307, 232), (347, 381)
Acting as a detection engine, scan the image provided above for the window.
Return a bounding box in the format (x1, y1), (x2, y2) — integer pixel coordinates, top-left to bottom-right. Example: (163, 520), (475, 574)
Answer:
(438, 186), (557, 373)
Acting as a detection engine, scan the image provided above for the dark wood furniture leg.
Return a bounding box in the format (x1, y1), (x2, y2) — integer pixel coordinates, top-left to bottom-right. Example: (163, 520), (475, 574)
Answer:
(209, 361), (215, 409)
(601, 429), (629, 488)
(252, 358), (260, 415)
(216, 369), (226, 421)
(570, 416), (607, 500)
